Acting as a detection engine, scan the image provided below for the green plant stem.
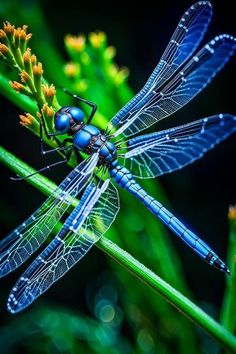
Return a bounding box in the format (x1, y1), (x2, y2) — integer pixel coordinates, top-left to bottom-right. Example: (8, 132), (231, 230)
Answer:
(221, 217), (236, 336)
(97, 237), (236, 352)
(1, 145), (236, 352)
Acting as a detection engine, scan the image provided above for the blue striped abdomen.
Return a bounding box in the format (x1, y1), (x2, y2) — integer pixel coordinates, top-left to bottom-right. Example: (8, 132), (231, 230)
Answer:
(109, 161), (229, 274)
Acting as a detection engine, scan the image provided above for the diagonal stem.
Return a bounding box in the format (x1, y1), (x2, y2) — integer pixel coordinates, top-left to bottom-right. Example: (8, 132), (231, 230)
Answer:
(0, 145), (236, 352)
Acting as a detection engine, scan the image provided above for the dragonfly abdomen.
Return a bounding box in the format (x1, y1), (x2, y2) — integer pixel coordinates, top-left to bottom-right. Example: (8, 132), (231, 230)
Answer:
(109, 162), (229, 274)
(142, 196), (228, 272)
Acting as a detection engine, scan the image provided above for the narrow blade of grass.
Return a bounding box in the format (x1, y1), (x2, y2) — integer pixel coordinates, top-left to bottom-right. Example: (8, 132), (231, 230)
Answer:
(220, 209), (236, 336)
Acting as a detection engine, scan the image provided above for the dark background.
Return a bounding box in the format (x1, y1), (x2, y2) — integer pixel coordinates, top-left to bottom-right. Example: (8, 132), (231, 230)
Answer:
(0, 0), (235, 321)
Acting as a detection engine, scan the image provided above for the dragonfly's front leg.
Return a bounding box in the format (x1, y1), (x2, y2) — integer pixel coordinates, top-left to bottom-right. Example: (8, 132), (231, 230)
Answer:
(39, 118), (73, 156)
(109, 162), (230, 274)
(61, 88), (97, 124)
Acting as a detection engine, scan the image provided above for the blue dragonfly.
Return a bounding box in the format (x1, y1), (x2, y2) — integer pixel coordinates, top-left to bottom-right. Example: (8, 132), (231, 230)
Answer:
(1, 1), (236, 314)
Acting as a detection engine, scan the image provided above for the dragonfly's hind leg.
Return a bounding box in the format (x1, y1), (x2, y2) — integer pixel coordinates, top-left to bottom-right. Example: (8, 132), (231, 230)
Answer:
(11, 146), (74, 181)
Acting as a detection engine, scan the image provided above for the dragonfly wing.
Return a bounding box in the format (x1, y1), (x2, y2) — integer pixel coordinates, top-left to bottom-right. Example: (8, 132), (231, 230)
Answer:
(121, 114), (236, 178)
(7, 180), (119, 313)
(143, 1), (212, 89)
(0, 153), (99, 277)
(108, 1), (212, 134)
(110, 35), (236, 138)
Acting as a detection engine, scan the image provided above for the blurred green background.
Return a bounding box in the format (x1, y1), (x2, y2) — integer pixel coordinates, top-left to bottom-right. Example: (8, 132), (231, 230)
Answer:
(0, 0), (236, 353)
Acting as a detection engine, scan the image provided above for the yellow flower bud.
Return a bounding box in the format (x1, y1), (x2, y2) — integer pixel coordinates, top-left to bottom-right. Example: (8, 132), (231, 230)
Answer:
(31, 54), (37, 65)
(64, 62), (80, 77)
(23, 48), (31, 63)
(10, 80), (24, 92)
(228, 205), (236, 220)
(20, 70), (30, 83)
(65, 34), (85, 52)
(42, 103), (54, 118)
(89, 31), (106, 48)
(0, 43), (9, 55)
(19, 113), (34, 126)
(104, 46), (116, 60)
(0, 29), (7, 40)
(33, 62), (43, 76)
(42, 84), (56, 98)
(3, 22), (15, 35)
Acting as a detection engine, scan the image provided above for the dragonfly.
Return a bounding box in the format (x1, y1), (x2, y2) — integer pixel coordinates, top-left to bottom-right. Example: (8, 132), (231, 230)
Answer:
(1, 1), (236, 314)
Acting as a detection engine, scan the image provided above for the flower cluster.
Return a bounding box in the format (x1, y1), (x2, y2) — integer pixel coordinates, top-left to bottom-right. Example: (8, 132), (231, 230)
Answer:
(0, 23), (133, 136)
(64, 31), (130, 120)
(64, 31), (129, 87)
(0, 22), (59, 128)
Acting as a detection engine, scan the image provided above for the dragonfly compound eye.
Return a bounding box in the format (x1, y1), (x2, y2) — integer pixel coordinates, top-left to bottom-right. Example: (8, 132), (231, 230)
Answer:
(54, 112), (70, 134)
(68, 107), (84, 123)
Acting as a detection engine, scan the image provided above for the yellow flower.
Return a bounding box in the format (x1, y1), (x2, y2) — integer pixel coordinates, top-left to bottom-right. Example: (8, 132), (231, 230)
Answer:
(42, 84), (56, 98)
(3, 22), (15, 36)
(20, 70), (30, 83)
(0, 43), (9, 56)
(10, 80), (24, 92)
(14, 26), (32, 41)
(42, 103), (55, 119)
(19, 113), (34, 126)
(23, 48), (31, 63)
(0, 29), (7, 40)
(64, 62), (80, 77)
(65, 34), (85, 52)
(31, 54), (37, 64)
(89, 31), (106, 48)
(104, 46), (116, 60)
(33, 62), (43, 76)
(228, 205), (236, 220)
(10, 80), (32, 95)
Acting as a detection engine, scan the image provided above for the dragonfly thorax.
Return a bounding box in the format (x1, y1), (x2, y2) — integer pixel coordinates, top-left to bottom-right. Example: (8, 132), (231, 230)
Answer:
(73, 124), (117, 164)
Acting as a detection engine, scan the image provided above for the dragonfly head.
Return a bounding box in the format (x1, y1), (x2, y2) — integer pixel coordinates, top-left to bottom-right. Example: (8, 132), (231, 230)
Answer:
(54, 106), (85, 134)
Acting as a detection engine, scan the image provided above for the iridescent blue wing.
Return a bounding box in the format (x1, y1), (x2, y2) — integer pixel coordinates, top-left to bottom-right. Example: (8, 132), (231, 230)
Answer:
(109, 34), (236, 138)
(7, 180), (119, 313)
(0, 153), (99, 277)
(108, 1), (212, 136)
(120, 114), (236, 178)
(142, 1), (212, 90)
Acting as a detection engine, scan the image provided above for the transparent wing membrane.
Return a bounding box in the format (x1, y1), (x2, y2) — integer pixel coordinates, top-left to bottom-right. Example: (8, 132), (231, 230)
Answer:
(108, 1), (212, 136)
(110, 35), (236, 138)
(147, 1), (212, 89)
(0, 154), (98, 277)
(7, 180), (119, 313)
(121, 114), (236, 178)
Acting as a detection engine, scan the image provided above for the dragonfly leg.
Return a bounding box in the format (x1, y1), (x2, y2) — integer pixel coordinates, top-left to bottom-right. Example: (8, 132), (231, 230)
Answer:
(11, 147), (73, 181)
(37, 104), (61, 140)
(39, 120), (73, 156)
(61, 87), (97, 124)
